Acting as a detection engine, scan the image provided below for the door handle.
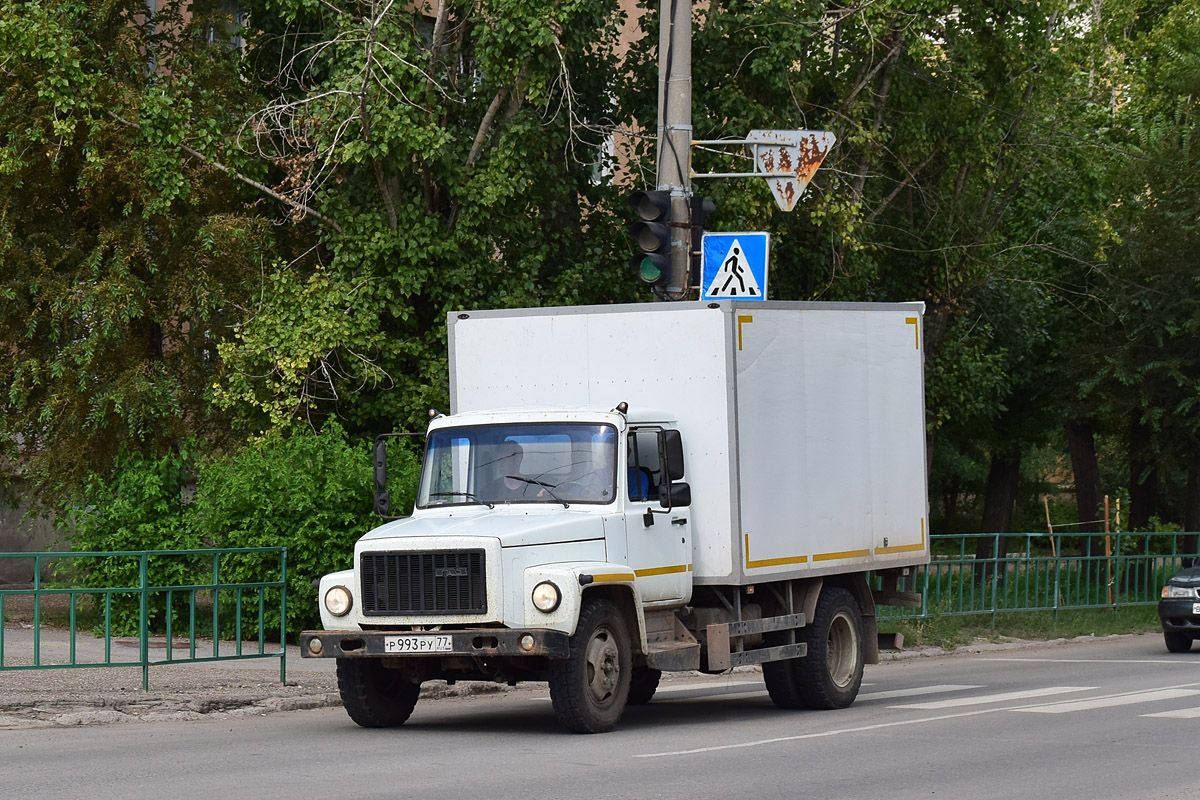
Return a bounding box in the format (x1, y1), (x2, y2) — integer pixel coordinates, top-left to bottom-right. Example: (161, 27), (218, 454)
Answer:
(671, 517), (688, 526)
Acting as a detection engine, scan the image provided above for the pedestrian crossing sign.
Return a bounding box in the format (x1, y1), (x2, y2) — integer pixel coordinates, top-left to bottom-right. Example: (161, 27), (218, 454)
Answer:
(701, 232), (770, 301)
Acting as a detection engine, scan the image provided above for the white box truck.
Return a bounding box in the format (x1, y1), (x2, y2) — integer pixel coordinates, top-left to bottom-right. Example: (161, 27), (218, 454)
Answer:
(301, 301), (929, 732)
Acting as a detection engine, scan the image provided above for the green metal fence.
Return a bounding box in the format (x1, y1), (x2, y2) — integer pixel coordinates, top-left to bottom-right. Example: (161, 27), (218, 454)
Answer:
(0, 547), (287, 689)
(879, 531), (1196, 621)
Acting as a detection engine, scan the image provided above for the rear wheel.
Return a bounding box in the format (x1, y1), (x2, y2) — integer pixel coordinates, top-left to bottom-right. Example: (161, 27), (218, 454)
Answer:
(548, 598), (632, 733)
(628, 667), (662, 705)
(336, 658), (421, 728)
(1164, 631), (1193, 653)
(793, 587), (865, 710)
(762, 630), (805, 709)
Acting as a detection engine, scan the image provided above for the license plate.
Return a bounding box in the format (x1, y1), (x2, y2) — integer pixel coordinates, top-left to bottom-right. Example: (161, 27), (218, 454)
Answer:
(384, 634), (453, 654)
(1193, 603), (1200, 616)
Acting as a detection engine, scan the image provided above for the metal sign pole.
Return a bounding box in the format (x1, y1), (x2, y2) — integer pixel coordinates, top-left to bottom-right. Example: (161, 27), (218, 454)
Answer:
(656, 0), (692, 300)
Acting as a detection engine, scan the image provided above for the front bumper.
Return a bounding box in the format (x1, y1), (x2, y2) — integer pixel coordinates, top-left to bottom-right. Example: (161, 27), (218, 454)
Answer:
(1157, 598), (1200, 633)
(300, 628), (571, 659)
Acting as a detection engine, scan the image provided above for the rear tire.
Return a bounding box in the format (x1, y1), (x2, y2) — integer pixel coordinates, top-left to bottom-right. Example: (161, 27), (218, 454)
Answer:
(548, 598), (632, 733)
(762, 630), (805, 709)
(336, 658), (421, 728)
(793, 587), (865, 710)
(1164, 631), (1193, 653)
(628, 667), (662, 705)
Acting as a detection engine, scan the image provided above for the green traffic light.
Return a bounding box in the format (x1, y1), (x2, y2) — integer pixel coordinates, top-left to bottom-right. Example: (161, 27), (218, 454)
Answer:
(638, 256), (663, 284)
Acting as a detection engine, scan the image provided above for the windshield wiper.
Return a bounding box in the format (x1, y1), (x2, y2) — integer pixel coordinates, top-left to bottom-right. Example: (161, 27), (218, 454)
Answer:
(505, 476), (570, 508)
(428, 491), (494, 509)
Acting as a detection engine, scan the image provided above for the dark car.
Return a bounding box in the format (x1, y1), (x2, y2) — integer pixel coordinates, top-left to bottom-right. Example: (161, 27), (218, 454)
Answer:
(1158, 563), (1200, 653)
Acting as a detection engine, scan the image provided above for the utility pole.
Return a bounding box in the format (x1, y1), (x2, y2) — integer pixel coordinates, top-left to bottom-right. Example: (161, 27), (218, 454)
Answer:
(656, 0), (692, 300)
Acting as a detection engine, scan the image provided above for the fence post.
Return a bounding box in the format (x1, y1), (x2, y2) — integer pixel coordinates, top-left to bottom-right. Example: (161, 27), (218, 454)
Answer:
(139, 552), (150, 691)
(280, 547), (288, 685)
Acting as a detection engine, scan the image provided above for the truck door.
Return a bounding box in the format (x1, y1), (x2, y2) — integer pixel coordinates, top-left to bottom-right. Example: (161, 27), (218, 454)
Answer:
(624, 428), (692, 604)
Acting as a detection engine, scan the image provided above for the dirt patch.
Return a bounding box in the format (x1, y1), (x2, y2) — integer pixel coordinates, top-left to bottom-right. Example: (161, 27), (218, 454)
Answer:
(0, 586), (75, 625)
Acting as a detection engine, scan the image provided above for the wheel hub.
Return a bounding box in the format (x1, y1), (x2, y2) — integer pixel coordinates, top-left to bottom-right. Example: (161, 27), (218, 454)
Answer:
(584, 628), (620, 704)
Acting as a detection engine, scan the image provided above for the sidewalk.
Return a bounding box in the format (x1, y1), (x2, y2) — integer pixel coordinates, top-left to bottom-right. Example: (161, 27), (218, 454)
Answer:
(0, 622), (344, 729)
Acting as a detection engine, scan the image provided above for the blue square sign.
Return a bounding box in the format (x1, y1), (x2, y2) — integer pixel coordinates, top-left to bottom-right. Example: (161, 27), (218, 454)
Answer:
(701, 232), (770, 300)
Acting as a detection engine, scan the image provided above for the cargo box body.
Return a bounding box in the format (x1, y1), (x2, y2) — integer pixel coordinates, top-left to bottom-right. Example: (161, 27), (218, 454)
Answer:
(448, 300), (929, 586)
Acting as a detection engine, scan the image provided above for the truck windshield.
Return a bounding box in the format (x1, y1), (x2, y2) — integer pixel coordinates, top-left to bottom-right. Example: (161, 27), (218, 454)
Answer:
(417, 423), (618, 508)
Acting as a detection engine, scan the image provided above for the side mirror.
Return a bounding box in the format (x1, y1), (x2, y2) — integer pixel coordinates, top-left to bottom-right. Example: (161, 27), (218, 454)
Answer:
(663, 430), (685, 481)
(659, 481), (691, 509)
(373, 438), (390, 517)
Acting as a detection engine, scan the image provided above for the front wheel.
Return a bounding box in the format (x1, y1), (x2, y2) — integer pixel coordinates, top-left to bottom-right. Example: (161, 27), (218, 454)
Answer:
(336, 658), (421, 728)
(548, 598), (632, 733)
(1164, 631), (1193, 653)
(792, 587), (865, 710)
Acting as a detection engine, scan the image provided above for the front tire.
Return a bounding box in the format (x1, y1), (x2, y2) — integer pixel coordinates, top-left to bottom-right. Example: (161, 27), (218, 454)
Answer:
(1164, 631), (1193, 653)
(792, 587), (865, 710)
(336, 658), (421, 728)
(548, 598), (632, 733)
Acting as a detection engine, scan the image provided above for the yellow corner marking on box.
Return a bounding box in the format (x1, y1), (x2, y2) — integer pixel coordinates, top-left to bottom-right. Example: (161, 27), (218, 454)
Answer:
(737, 314), (754, 351)
(745, 533), (808, 570)
(874, 518), (927, 555)
(905, 316), (919, 350)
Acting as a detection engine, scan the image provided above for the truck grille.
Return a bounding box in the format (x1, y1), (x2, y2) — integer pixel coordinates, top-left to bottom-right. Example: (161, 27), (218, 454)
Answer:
(360, 550), (487, 616)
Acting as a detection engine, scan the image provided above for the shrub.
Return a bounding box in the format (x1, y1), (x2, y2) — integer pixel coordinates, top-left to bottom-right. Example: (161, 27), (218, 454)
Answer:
(59, 448), (201, 635)
(60, 425), (423, 639)
(189, 423), (420, 636)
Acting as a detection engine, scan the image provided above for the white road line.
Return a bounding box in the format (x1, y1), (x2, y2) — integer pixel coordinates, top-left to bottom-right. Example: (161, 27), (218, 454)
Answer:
(859, 684), (982, 702)
(1142, 706), (1200, 719)
(892, 686), (1093, 710)
(635, 681), (1200, 759)
(982, 657), (1184, 665)
(1017, 688), (1200, 714)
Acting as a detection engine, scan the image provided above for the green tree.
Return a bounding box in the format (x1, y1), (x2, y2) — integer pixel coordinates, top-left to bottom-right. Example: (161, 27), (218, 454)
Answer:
(621, 0), (1109, 534)
(0, 0), (284, 505)
(215, 0), (642, 436)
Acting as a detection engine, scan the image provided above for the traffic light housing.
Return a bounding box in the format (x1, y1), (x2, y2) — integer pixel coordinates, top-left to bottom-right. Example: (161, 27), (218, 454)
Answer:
(690, 196), (716, 287)
(628, 190), (672, 286)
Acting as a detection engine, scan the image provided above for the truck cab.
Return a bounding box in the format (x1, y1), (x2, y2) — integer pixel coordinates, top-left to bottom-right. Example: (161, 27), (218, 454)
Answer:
(304, 406), (697, 732)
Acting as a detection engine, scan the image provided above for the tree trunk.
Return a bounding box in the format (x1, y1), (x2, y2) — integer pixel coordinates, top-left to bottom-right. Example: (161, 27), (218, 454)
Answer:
(1129, 418), (1157, 531)
(1064, 420), (1102, 533)
(975, 453), (1020, 583)
(1184, 455), (1200, 566)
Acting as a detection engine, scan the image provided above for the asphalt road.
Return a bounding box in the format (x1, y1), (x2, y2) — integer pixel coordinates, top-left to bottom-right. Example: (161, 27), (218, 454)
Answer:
(2, 633), (1195, 800)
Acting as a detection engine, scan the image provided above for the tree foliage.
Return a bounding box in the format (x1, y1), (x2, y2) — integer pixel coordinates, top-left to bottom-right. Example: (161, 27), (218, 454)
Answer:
(215, 0), (642, 434)
(5, 0), (1200, 553)
(0, 0), (282, 505)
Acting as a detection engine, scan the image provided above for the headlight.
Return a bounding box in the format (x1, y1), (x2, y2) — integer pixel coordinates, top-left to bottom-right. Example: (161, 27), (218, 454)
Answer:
(531, 581), (561, 613)
(1163, 585), (1195, 599)
(324, 585), (354, 616)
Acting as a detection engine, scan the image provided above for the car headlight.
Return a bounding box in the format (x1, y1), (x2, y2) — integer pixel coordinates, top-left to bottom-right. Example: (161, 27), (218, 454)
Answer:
(531, 581), (561, 613)
(1163, 585), (1196, 599)
(324, 585), (354, 616)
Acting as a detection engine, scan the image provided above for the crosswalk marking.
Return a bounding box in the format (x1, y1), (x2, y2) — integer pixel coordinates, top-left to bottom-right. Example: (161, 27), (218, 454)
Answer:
(892, 686), (1094, 710)
(1142, 706), (1200, 719)
(859, 684), (982, 702)
(1018, 688), (1200, 714)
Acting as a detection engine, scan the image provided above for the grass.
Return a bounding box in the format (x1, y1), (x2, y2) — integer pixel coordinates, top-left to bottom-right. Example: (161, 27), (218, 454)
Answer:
(880, 606), (1162, 651)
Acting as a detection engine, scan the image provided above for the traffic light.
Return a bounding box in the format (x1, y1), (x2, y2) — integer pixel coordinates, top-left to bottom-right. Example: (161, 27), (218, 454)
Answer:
(690, 196), (716, 287)
(628, 190), (672, 286)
